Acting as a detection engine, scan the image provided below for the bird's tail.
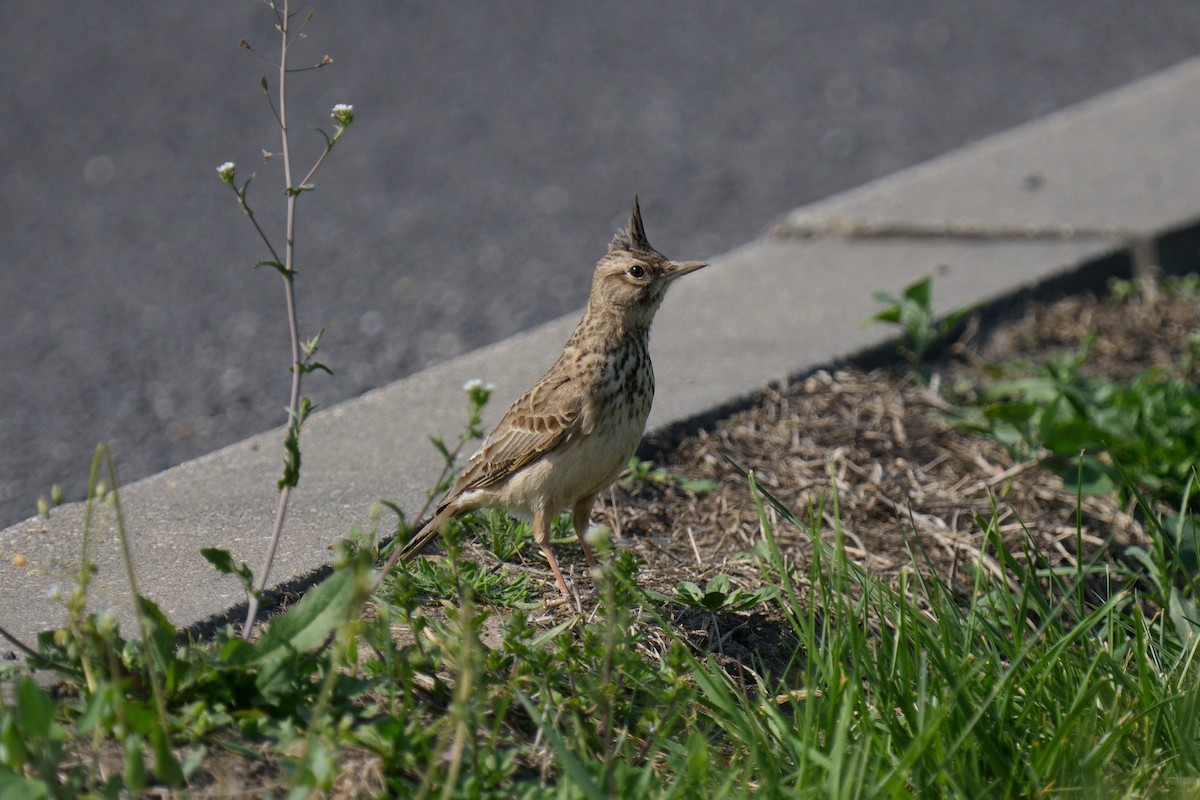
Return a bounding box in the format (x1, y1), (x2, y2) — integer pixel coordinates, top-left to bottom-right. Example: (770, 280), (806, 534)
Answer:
(395, 503), (457, 563)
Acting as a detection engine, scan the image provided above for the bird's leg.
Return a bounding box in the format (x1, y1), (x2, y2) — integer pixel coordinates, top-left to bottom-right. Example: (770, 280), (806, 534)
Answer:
(534, 507), (573, 602)
(571, 494), (598, 568)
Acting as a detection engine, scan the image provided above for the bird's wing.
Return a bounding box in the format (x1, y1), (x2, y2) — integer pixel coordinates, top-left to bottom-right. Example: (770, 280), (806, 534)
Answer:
(447, 367), (595, 497)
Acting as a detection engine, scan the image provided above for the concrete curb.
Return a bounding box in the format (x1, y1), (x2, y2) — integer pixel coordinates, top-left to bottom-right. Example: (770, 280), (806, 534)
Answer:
(5, 57), (1200, 648)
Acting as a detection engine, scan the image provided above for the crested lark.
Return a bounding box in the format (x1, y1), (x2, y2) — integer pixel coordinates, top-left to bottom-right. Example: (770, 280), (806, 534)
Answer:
(396, 197), (706, 600)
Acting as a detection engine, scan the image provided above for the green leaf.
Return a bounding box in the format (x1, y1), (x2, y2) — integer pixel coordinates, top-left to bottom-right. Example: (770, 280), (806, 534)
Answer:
(77, 683), (117, 736)
(251, 569), (362, 700)
(1059, 455), (1113, 496)
(939, 304), (973, 332)
(1168, 588), (1199, 646)
(704, 575), (731, 596)
(0, 769), (50, 800)
(1122, 546), (1166, 596)
(256, 569), (359, 657)
(1039, 418), (1105, 457)
(13, 677), (54, 740)
(675, 581), (703, 605)
(296, 361), (333, 375)
(254, 260), (297, 278)
(123, 734), (147, 795)
(429, 435), (451, 461)
(150, 726), (184, 787)
(1167, 513), (1200, 572)
(202, 548), (255, 595)
(686, 729), (710, 787)
(201, 547), (237, 574)
(904, 275), (932, 307)
(871, 306), (903, 324)
(676, 477), (719, 493)
(122, 700), (158, 737)
(278, 423), (302, 490)
(136, 596), (178, 671)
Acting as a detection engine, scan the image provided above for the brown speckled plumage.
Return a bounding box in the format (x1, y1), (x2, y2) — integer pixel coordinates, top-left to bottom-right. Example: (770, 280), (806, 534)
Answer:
(396, 198), (706, 600)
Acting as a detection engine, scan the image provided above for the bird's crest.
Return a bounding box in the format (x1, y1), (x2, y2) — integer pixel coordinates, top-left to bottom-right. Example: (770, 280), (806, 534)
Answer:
(610, 196), (654, 254)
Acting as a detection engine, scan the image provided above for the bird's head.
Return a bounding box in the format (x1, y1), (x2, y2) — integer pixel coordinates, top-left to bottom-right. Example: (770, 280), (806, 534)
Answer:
(588, 197), (707, 326)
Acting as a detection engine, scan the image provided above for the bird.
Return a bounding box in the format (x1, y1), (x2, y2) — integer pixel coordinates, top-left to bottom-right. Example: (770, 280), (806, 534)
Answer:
(395, 197), (707, 601)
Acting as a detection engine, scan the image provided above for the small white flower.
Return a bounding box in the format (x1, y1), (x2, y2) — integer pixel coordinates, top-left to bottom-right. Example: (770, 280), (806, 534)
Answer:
(216, 161), (236, 183)
(331, 103), (354, 127)
(95, 609), (118, 637)
(46, 583), (62, 601)
(463, 378), (496, 404)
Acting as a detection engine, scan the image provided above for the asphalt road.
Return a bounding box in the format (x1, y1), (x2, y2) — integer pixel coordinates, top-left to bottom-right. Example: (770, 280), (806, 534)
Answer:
(4, 1), (1200, 529)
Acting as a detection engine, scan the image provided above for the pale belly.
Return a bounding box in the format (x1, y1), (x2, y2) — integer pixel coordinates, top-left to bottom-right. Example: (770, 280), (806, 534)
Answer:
(461, 403), (648, 518)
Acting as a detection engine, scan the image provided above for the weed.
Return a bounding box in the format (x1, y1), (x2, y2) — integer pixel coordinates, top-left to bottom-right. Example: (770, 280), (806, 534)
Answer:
(870, 274), (973, 372)
(655, 573), (778, 614)
(216, 1), (355, 638)
(953, 338), (1200, 510)
(404, 555), (536, 608)
(625, 456), (719, 493)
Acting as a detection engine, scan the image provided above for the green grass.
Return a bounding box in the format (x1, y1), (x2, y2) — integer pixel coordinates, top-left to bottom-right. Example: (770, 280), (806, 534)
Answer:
(3, 463), (1198, 797)
(734, 477), (1200, 799)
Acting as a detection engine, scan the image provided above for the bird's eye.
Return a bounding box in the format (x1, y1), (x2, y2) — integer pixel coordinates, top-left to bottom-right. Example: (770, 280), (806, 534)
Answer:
(628, 265), (646, 279)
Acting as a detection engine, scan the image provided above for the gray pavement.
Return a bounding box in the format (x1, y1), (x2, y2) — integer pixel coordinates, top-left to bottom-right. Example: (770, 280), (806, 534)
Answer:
(6, 2), (1200, 529)
(4, 54), (1200, 647)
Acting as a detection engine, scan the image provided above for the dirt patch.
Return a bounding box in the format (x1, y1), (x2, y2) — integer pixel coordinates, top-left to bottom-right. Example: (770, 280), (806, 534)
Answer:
(979, 286), (1200, 384)
(620, 370), (1115, 581)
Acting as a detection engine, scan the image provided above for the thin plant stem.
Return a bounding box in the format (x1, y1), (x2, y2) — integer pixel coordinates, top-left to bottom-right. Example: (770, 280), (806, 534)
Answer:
(0, 622), (43, 663)
(105, 449), (174, 760)
(67, 445), (110, 694)
(236, 189), (283, 267)
(223, 3), (350, 639)
(243, 0), (303, 639)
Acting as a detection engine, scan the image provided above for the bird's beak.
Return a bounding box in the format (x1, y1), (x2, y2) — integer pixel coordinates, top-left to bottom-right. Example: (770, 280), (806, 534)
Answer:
(664, 260), (708, 282)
